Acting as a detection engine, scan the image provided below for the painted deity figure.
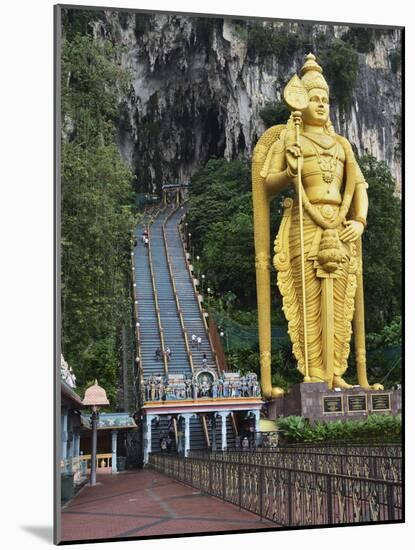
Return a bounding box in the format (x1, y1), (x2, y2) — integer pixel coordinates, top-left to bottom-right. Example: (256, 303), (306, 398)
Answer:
(218, 378), (223, 397)
(253, 53), (383, 397)
(200, 375), (211, 397)
(185, 377), (192, 399)
(150, 380), (156, 401)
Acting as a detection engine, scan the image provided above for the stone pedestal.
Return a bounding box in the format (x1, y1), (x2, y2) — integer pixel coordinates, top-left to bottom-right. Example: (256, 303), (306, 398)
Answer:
(267, 383), (402, 423)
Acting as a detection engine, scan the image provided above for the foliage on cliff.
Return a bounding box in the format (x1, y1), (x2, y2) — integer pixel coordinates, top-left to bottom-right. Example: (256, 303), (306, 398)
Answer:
(61, 31), (136, 406)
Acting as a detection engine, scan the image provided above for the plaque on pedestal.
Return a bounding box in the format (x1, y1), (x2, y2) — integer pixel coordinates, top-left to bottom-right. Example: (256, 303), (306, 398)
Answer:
(323, 396), (343, 414)
(267, 382), (401, 422)
(348, 395), (367, 412)
(372, 393), (391, 411)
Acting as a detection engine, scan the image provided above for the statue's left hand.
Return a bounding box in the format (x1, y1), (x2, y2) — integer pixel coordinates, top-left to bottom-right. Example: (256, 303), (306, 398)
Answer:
(339, 220), (364, 242)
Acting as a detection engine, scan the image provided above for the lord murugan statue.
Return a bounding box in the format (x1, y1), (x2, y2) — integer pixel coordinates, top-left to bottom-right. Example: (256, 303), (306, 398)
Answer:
(252, 53), (383, 399)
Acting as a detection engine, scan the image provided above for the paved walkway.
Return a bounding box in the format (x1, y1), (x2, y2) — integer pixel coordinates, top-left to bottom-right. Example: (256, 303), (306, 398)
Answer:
(61, 469), (274, 543)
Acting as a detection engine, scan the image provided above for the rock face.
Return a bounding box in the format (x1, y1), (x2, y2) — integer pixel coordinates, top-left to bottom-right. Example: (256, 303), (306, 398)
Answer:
(88, 11), (402, 191)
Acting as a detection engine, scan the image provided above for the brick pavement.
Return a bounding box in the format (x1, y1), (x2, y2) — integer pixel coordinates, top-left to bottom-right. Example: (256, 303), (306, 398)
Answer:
(60, 469), (275, 543)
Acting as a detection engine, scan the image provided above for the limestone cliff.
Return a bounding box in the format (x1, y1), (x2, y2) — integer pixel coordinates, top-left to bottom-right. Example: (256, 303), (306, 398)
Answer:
(82, 10), (402, 191)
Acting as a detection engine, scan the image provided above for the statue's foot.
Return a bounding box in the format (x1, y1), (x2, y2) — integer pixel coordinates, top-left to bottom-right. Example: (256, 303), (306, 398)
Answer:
(370, 383), (384, 390)
(271, 386), (285, 398)
(333, 375), (354, 389)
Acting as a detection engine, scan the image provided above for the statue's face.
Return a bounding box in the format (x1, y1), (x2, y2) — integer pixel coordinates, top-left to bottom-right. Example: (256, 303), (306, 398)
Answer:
(302, 88), (329, 127)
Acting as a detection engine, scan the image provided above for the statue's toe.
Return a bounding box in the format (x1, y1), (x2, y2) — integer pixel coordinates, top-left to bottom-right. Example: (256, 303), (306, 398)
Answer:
(271, 386), (285, 398)
(333, 376), (353, 389)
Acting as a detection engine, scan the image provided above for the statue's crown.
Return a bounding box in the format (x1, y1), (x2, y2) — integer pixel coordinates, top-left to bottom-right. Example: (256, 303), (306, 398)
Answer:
(299, 53), (329, 94)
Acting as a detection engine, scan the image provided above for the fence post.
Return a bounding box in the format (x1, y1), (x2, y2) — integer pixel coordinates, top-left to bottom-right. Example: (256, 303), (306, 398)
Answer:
(327, 475), (333, 525)
(387, 483), (395, 520)
(209, 461), (212, 495)
(259, 466), (264, 520)
(239, 462), (242, 510)
(373, 456), (378, 480)
(287, 470), (293, 526)
(222, 460), (226, 501)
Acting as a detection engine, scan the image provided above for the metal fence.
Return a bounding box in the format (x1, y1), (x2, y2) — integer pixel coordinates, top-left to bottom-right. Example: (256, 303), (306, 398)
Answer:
(188, 450), (402, 482)
(243, 435), (402, 457)
(149, 453), (402, 526)
(276, 441), (402, 457)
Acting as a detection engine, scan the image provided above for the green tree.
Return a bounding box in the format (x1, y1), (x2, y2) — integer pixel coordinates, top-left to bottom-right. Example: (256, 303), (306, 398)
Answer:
(359, 155), (402, 333)
(203, 210), (256, 304)
(61, 31), (136, 406)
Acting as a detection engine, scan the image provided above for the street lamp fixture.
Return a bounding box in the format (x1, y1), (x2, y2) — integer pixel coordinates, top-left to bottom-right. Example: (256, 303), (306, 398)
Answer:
(82, 380), (110, 486)
(196, 256), (200, 279)
(201, 274), (205, 295)
(219, 329), (229, 352)
(207, 287), (212, 309)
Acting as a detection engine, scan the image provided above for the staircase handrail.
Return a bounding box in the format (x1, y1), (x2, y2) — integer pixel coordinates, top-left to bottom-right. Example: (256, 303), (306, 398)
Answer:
(131, 245), (144, 404)
(176, 206), (222, 374)
(201, 414), (211, 449)
(132, 208), (161, 404)
(162, 206), (195, 373)
(148, 208), (169, 375)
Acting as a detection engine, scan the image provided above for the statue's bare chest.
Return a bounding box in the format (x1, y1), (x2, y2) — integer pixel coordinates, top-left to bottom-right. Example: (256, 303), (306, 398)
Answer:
(300, 133), (345, 164)
(299, 133), (346, 202)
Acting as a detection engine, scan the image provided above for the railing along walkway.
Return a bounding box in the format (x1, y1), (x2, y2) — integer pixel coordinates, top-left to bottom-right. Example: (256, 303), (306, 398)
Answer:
(149, 453), (402, 526)
(189, 449), (402, 482)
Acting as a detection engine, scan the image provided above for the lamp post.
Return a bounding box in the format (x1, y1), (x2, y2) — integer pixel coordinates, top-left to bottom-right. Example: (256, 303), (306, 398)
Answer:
(201, 274), (205, 296)
(207, 287), (212, 309)
(184, 223), (188, 249)
(220, 330), (229, 352)
(196, 256), (200, 280)
(82, 380), (110, 486)
(188, 233), (192, 257)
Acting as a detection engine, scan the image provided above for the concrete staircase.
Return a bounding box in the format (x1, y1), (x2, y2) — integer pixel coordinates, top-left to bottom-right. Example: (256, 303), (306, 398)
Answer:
(134, 205), (242, 457)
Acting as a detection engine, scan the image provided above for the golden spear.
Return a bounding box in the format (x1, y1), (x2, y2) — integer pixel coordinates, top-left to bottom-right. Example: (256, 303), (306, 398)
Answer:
(283, 75), (311, 382)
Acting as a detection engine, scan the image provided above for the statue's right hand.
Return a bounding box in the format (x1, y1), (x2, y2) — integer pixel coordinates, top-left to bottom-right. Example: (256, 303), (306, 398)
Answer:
(286, 145), (303, 176)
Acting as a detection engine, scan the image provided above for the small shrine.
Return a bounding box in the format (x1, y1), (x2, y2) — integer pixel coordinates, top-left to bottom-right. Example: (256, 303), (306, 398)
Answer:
(143, 370), (261, 402)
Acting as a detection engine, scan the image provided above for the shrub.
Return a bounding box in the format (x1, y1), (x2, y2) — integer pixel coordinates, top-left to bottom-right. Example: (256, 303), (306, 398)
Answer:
(342, 27), (375, 53)
(259, 101), (290, 128)
(322, 39), (359, 111)
(247, 24), (303, 60)
(277, 414), (401, 443)
(389, 48), (401, 73)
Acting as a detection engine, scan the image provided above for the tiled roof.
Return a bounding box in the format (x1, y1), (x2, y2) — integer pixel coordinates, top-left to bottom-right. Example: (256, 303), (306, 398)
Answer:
(61, 380), (84, 407)
(81, 412), (136, 430)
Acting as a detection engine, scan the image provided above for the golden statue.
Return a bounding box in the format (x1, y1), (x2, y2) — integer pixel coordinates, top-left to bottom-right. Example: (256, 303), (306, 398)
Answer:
(252, 53), (383, 399)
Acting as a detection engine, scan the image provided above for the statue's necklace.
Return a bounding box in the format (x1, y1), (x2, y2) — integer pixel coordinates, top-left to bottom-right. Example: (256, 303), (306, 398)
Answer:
(307, 138), (339, 185)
